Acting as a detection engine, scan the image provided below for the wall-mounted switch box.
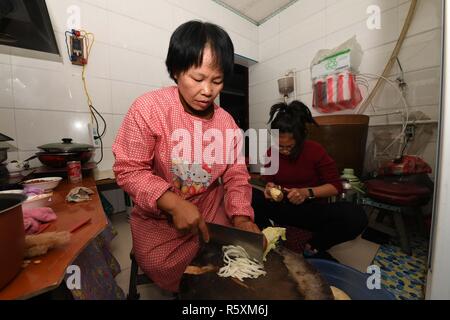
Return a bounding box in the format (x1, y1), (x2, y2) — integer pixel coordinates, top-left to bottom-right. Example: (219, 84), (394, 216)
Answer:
(88, 123), (100, 148)
(68, 29), (87, 66)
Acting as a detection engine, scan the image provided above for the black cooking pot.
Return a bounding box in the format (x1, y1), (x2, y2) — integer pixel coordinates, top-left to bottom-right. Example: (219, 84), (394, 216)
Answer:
(0, 132), (14, 164)
(0, 193), (27, 290)
(35, 138), (95, 168)
(0, 147), (7, 164)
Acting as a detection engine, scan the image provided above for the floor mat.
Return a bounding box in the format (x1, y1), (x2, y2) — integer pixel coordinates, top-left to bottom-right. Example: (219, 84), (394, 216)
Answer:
(372, 235), (429, 300)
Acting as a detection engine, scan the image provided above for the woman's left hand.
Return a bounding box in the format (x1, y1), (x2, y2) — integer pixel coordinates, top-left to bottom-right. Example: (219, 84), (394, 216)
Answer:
(233, 216), (261, 234)
(233, 216), (268, 251)
(284, 188), (308, 205)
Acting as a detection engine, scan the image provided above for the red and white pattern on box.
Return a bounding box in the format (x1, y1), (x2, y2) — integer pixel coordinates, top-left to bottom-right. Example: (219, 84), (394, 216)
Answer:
(313, 71), (362, 113)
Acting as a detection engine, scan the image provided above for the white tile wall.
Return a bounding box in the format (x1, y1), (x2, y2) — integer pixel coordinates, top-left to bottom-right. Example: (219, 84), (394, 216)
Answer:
(325, 0), (398, 35)
(108, 12), (171, 59)
(398, 29), (442, 72)
(0, 0), (258, 172)
(379, 68), (440, 108)
(0, 0), (442, 175)
(279, 11), (326, 55)
(14, 109), (92, 150)
(108, 46), (168, 86)
(111, 81), (154, 115)
(279, 0), (326, 32)
(251, 0), (443, 174)
(108, 0), (174, 32)
(94, 148), (115, 170)
(0, 51), (11, 64)
(0, 109), (17, 146)
(0, 64), (13, 108)
(325, 8), (400, 51)
(172, 6), (200, 30)
(12, 66), (84, 111)
(398, 0), (442, 37)
(79, 3), (110, 44)
(45, 0), (82, 33)
(259, 36), (280, 64)
(258, 15), (279, 43)
(82, 0), (107, 9)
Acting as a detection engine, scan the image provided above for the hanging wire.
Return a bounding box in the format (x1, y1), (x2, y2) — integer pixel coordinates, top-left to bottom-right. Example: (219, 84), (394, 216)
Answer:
(65, 30), (106, 165)
(359, 73), (410, 157)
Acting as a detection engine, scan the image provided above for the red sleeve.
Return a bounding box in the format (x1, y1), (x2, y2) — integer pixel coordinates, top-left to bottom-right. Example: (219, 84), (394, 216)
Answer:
(314, 144), (343, 194)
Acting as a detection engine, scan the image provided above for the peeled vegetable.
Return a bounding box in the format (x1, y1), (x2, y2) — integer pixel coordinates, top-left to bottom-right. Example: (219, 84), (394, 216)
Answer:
(270, 187), (283, 202)
(262, 227), (286, 261)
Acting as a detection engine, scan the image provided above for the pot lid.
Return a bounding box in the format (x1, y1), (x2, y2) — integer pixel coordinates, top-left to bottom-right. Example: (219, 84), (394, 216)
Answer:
(0, 132), (14, 142)
(38, 138), (94, 153)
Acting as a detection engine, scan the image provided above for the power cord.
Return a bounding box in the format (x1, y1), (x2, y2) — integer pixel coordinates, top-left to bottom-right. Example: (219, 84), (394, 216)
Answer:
(359, 73), (410, 156)
(65, 30), (106, 165)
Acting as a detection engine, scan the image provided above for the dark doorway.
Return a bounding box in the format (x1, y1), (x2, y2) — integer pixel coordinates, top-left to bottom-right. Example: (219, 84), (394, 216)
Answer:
(220, 64), (249, 131)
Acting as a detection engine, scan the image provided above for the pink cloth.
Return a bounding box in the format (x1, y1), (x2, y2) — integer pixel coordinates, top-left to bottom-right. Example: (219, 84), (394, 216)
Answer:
(112, 86), (253, 292)
(23, 207), (57, 235)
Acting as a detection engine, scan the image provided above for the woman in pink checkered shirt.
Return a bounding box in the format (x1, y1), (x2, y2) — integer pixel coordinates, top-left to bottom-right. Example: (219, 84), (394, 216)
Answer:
(112, 21), (261, 293)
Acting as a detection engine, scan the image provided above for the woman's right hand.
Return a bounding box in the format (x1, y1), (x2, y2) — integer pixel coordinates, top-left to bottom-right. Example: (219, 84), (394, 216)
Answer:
(168, 198), (210, 243)
(265, 182), (284, 201)
(264, 182), (276, 200)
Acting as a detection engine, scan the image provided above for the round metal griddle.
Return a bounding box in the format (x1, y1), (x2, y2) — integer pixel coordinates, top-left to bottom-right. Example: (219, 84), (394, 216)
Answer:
(179, 243), (334, 300)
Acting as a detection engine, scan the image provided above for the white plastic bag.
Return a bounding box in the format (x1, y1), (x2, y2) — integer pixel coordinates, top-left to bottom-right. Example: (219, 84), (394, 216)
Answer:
(311, 36), (363, 79)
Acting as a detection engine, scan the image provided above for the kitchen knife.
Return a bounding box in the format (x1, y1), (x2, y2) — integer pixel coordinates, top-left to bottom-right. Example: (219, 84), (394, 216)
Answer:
(205, 222), (265, 263)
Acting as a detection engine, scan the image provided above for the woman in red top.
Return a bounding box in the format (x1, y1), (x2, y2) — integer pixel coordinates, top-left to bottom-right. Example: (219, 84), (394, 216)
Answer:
(252, 100), (368, 257)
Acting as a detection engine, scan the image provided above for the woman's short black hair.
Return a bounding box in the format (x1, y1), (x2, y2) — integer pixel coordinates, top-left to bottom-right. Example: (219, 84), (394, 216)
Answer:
(166, 20), (235, 82)
(268, 100), (318, 160)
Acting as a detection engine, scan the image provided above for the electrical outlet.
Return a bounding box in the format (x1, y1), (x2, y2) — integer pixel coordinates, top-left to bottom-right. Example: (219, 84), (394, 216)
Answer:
(88, 123), (100, 148)
(396, 77), (407, 91)
(405, 124), (416, 140)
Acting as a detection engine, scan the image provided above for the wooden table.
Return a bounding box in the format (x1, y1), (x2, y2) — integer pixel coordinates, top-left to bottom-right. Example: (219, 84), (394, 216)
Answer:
(0, 176), (108, 300)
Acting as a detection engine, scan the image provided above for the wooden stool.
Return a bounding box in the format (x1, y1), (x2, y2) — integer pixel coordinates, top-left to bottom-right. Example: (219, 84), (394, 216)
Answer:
(360, 179), (431, 255)
(127, 250), (153, 300)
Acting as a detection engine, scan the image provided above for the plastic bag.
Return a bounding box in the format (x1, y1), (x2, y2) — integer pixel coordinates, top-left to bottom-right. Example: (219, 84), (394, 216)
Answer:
(311, 36), (363, 113)
(377, 155), (432, 176)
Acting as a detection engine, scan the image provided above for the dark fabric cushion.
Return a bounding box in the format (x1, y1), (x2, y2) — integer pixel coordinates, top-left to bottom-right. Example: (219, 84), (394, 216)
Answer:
(282, 226), (313, 254)
(365, 179), (431, 206)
